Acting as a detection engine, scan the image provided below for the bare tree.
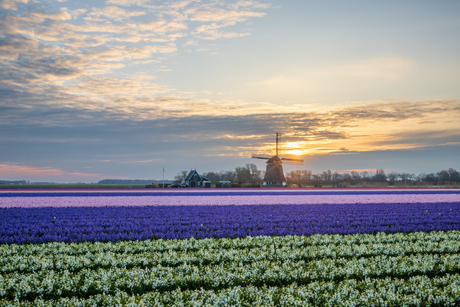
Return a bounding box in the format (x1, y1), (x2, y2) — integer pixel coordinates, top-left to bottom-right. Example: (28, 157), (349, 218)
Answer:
(448, 168), (459, 182)
(288, 170), (303, 186)
(387, 172), (397, 185)
(373, 169), (387, 182)
(341, 172), (352, 184)
(173, 170), (188, 183)
(332, 172), (341, 184)
(202, 170), (235, 184)
(360, 171), (370, 182)
(351, 171), (361, 184)
(437, 170), (450, 184)
(301, 170), (312, 185)
(233, 163), (262, 184)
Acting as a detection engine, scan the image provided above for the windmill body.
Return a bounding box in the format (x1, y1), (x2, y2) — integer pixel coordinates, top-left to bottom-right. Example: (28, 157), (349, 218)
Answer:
(252, 133), (304, 186)
(263, 155), (286, 186)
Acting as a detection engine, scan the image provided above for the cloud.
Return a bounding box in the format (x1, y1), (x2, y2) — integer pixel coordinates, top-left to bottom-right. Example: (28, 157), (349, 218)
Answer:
(0, 36), (87, 86)
(190, 8), (265, 22)
(105, 0), (150, 6)
(0, 163), (102, 181)
(83, 44), (177, 61)
(182, 39), (197, 47)
(137, 20), (188, 33)
(66, 75), (170, 101)
(32, 10), (72, 21)
(0, 0), (270, 97)
(168, 0), (200, 9)
(375, 130), (460, 147)
(86, 6), (146, 22)
(194, 21), (250, 39)
(0, 28), (176, 93)
(70, 9), (87, 19)
(328, 100), (460, 124)
(306, 143), (460, 174)
(229, 1), (272, 10)
(3, 76), (458, 149)
(0, 34), (40, 59)
(0, 0), (29, 11)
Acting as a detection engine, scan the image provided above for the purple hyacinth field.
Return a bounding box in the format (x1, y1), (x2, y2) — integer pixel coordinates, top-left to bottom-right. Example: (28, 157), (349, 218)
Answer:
(1, 189), (459, 244)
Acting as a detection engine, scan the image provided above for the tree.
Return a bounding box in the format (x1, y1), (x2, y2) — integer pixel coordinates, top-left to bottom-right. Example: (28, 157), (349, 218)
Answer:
(341, 172), (352, 183)
(233, 163), (262, 184)
(387, 172), (398, 185)
(247, 163), (262, 184)
(351, 171), (361, 184)
(321, 170), (332, 184)
(415, 173), (426, 183)
(201, 171), (220, 184)
(300, 170), (312, 185)
(360, 171), (370, 182)
(202, 170), (235, 183)
(437, 170), (450, 184)
(398, 173), (414, 185)
(288, 170), (302, 186)
(173, 170), (188, 183)
(332, 172), (342, 184)
(373, 169), (387, 182)
(424, 173), (438, 184)
(311, 174), (321, 184)
(448, 168), (459, 182)
(219, 170), (235, 182)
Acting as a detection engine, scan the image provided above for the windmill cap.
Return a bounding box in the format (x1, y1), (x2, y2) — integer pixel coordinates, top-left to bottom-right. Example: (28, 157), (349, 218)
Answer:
(267, 156), (282, 163)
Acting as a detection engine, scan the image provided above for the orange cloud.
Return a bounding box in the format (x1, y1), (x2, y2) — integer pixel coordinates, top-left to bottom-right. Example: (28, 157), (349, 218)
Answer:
(0, 163), (102, 181)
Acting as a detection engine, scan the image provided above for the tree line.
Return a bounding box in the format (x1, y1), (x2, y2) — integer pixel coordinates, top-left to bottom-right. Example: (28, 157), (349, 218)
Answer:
(174, 163), (263, 185)
(174, 166), (460, 186)
(286, 168), (460, 186)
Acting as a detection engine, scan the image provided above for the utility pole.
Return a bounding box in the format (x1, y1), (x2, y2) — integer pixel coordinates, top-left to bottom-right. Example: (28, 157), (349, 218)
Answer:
(163, 167), (165, 188)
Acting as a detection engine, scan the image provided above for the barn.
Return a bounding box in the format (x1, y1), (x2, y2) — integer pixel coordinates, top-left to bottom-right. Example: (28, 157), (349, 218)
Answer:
(183, 170), (211, 188)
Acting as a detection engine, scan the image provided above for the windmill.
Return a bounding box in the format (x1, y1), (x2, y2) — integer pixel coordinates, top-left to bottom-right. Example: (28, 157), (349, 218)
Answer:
(252, 133), (304, 186)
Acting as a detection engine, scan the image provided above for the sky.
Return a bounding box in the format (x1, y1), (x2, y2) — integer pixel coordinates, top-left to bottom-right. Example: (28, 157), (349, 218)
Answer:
(1, 0), (460, 182)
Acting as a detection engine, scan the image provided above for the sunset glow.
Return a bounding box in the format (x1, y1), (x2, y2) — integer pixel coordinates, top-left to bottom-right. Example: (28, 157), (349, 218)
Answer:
(285, 150), (305, 156)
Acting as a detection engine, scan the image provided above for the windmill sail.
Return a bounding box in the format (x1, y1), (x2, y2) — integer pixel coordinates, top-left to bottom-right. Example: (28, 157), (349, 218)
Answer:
(251, 155), (271, 160)
(281, 157), (304, 162)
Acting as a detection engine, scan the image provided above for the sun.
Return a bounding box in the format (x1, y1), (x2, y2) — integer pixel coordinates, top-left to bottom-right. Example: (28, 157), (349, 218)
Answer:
(285, 149), (305, 155)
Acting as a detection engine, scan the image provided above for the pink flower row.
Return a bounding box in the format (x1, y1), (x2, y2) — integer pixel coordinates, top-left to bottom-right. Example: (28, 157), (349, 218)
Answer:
(1, 193), (459, 208)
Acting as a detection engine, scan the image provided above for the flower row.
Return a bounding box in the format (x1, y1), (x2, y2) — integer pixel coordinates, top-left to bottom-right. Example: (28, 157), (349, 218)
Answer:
(1, 189), (459, 197)
(0, 230), (460, 257)
(1, 253), (460, 301)
(1, 192), (460, 208)
(2, 230), (459, 257)
(2, 235), (460, 274)
(1, 274), (460, 307)
(1, 203), (459, 244)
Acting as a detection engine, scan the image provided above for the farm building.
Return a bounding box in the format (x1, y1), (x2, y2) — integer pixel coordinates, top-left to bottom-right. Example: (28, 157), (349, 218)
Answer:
(218, 181), (232, 188)
(183, 170), (211, 188)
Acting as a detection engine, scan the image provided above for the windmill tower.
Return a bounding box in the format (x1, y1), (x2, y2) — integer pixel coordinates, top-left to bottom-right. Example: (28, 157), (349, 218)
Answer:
(252, 133), (304, 186)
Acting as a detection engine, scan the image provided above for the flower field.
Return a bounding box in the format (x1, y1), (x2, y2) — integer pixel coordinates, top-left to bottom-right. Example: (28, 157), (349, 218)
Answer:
(1, 189), (460, 306)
